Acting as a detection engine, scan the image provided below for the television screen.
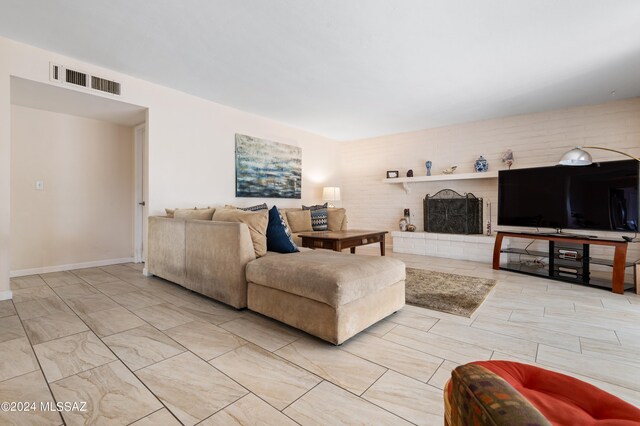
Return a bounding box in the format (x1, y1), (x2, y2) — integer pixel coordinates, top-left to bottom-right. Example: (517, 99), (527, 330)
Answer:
(498, 160), (639, 232)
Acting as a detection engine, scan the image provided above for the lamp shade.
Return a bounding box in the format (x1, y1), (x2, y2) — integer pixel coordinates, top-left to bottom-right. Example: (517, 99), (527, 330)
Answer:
(322, 187), (341, 201)
(559, 147), (593, 166)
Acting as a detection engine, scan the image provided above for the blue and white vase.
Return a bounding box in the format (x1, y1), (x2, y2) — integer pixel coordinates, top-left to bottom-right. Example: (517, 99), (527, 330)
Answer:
(474, 155), (489, 172)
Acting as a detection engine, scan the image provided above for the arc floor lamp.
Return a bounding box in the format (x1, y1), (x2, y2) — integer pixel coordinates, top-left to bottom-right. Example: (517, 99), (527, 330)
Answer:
(559, 146), (640, 166)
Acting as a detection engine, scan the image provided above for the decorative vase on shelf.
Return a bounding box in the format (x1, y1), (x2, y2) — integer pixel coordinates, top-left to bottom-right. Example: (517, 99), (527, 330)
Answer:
(474, 155), (489, 172)
(425, 161), (432, 176)
(502, 149), (514, 169)
(406, 169), (413, 177)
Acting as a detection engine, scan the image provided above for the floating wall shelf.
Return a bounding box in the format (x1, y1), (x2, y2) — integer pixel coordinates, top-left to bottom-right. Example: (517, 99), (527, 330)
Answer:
(382, 171), (499, 193)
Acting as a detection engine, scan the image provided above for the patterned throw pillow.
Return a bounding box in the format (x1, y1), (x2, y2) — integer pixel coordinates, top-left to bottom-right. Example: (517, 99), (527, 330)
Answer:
(309, 208), (328, 231)
(302, 203), (328, 211)
(238, 203), (268, 211)
(266, 206), (299, 253)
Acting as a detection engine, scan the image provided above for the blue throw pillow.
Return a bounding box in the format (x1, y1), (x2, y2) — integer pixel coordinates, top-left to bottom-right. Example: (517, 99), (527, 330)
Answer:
(309, 208), (328, 231)
(266, 206), (299, 253)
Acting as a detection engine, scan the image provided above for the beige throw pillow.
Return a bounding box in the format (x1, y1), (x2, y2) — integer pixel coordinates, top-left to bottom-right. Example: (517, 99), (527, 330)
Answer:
(286, 209), (313, 232)
(327, 208), (346, 231)
(174, 208), (216, 220)
(212, 208), (268, 257)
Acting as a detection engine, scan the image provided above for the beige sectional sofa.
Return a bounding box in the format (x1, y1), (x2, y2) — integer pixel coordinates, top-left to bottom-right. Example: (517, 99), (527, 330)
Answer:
(148, 217), (255, 309)
(147, 208), (405, 344)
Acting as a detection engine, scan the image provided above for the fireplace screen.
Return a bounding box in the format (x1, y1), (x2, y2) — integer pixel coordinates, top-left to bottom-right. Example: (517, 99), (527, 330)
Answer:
(424, 189), (483, 234)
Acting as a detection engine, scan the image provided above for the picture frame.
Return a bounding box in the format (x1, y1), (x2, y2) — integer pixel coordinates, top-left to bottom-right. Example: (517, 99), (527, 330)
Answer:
(386, 170), (399, 178)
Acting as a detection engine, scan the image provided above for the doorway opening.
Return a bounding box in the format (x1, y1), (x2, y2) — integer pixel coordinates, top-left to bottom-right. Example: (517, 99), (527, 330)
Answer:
(9, 76), (148, 276)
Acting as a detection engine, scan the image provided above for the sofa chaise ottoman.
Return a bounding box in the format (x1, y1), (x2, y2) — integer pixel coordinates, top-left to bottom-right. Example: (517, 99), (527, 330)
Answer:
(246, 249), (406, 344)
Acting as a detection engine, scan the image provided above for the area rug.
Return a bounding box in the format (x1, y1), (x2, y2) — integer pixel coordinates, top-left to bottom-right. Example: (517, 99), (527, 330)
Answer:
(405, 268), (496, 317)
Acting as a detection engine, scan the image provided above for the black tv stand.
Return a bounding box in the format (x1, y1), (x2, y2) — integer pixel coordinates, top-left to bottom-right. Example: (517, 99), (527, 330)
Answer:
(492, 231), (636, 294)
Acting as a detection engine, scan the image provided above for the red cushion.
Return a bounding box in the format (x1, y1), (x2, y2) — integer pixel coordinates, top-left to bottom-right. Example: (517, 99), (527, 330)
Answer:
(472, 361), (640, 425)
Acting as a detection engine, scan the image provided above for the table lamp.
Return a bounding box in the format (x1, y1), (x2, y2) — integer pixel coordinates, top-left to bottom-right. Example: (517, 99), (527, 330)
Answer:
(322, 187), (341, 208)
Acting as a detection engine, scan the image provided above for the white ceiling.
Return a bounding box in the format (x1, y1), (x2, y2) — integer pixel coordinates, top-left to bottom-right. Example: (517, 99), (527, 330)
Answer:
(1, 0), (639, 140)
(10, 77), (147, 127)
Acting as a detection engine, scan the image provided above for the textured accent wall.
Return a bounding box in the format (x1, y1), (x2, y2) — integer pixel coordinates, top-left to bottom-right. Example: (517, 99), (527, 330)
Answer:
(339, 98), (640, 265)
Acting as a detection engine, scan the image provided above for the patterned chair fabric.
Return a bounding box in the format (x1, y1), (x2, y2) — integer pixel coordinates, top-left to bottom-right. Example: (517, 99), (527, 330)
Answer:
(447, 363), (550, 426)
(445, 361), (640, 426)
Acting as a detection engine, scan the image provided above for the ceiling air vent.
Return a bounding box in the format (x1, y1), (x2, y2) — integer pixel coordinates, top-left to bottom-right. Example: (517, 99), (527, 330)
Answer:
(91, 76), (121, 95)
(49, 63), (63, 83)
(48, 62), (122, 96)
(65, 68), (88, 87)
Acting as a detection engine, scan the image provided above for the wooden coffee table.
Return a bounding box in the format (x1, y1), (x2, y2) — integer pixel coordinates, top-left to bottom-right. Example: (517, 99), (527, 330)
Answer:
(297, 230), (388, 256)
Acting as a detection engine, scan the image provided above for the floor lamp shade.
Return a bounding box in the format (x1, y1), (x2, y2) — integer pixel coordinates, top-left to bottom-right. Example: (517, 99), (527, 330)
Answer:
(559, 146), (640, 166)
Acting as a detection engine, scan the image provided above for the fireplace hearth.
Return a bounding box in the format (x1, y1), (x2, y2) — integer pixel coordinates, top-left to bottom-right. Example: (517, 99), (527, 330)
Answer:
(424, 189), (483, 234)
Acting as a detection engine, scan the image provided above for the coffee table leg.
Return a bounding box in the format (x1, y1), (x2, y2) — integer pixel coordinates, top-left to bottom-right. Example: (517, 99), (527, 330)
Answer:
(380, 236), (385, 256)
(350, 247), (356, 254)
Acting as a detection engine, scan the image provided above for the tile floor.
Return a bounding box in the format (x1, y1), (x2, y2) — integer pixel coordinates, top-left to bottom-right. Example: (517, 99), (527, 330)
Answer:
(1, 249), (640, 425)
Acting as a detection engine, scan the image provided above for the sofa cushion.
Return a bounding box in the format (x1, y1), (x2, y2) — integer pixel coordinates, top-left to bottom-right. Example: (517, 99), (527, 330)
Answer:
(173, 207), (215, 220)
(309, 208), (329, 231)
(472, 360), (640, 425)
(246, 250), (406, 308)
(286, 209), (313, 232)
(166, 207), (204, 218)
(327, 208), (346, 231)
(212, 208), (268, 257)
(448, 363), (550, 426)
(266, 206), (299, 254)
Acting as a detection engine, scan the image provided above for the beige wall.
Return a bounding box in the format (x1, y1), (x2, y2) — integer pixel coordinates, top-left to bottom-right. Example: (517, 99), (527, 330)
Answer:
(0, 36), (341, 298)
(10, 105), (135, 272)
(0, 55), (10, 299)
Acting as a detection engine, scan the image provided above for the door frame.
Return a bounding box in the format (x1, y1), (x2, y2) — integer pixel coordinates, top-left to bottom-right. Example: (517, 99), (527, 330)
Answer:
(134, 123), (146, 263)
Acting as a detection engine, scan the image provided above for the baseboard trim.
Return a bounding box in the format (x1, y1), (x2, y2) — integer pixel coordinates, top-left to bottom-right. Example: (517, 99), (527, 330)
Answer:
(0, 290), (13, 301)
(10, 257), (135, 278)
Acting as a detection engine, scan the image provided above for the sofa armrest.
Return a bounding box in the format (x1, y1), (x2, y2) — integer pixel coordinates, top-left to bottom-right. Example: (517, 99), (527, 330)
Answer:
(147, 216), (186, 285)
(448, 363), (550, 426)
(185, 220), (256, 308)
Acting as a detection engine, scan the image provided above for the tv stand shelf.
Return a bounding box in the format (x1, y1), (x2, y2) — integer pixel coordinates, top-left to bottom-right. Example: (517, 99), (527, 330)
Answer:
(492, 231), (637, 294)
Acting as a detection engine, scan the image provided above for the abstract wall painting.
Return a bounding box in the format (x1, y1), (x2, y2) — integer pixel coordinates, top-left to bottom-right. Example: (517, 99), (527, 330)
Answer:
(235, 133), (302, 198)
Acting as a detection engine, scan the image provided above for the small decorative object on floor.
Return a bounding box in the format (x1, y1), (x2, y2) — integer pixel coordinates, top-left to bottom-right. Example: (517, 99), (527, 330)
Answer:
(474, 155), (489, 172)
(425, 160), (432, 176)
(406, 169), (413, 177)
(442, 165), (457, 174)
(502, 149), (514, 169)
(400, 208), (411, 231)
(407, 224), (416, 232)
(386, 170), (399, 178)
(404, 208), (411, 225)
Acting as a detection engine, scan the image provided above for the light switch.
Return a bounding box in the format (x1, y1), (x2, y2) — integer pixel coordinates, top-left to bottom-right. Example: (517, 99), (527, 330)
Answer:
(35, 180), (44, 191)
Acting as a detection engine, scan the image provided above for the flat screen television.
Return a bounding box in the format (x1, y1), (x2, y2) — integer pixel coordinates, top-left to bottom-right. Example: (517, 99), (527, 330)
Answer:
(498, 160), (639, 232)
